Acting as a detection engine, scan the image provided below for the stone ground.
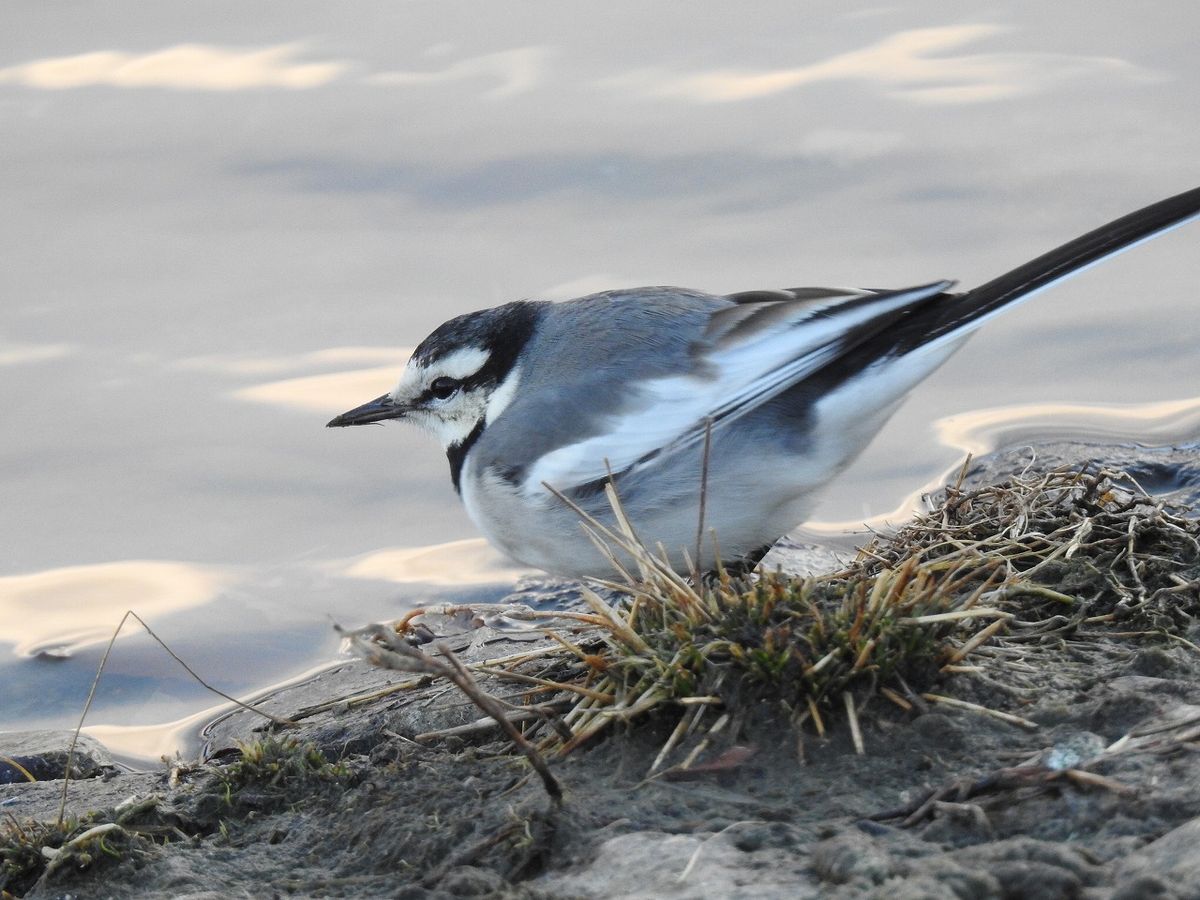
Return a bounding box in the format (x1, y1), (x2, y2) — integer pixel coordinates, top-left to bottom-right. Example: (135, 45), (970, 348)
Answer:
(3, 439), (1199, 899)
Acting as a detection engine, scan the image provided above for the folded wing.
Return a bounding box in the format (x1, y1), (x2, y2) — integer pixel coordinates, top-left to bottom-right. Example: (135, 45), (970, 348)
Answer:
(523, 280), (954, 496)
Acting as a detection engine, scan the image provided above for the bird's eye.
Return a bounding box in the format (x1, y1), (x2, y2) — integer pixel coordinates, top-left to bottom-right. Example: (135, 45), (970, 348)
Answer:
(429, 376), (461, 400)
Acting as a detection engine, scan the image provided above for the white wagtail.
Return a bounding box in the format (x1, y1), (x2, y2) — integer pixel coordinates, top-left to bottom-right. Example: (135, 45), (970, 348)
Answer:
(330, 187), (1200, 578)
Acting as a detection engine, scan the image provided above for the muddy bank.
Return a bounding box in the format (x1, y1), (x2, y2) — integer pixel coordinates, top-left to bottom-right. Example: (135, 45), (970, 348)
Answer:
(3, 440), (1200, 899)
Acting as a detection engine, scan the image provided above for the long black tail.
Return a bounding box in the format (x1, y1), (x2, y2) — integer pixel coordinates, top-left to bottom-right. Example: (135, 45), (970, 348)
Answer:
(807, 186), (1200, 390)
(969, 184), (1200, 311)
(930, 185), (1200, 348)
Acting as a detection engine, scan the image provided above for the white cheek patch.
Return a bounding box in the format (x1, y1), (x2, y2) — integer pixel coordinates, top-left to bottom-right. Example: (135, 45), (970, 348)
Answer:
(403, 386), (488, 448)
(404, 405), (478, 447)
(485, 365), (521, 424)
(427, 411), (480, 448)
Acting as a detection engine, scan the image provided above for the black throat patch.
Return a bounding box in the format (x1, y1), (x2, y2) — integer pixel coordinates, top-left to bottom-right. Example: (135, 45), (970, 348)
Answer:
(447, 419), (485, 494)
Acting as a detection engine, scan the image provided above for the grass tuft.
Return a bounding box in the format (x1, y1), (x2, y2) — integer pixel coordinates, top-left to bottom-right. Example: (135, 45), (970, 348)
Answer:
(217, 738), (349, 797)
(364, 464), (1198, 777)
(1, 817), (72, 895)
(1, 814), (153, 897)
(540, 501), (1010, 758)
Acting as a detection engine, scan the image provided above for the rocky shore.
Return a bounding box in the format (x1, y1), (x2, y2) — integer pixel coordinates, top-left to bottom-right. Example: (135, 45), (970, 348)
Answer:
(3, 441), (1199, 899)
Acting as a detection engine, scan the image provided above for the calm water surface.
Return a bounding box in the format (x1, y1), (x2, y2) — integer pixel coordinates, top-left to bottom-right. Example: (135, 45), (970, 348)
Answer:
(2, 2), (1198, 761)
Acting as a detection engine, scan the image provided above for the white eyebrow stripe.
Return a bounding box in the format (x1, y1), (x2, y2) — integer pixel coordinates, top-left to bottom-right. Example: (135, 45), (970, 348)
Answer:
(391, 345), (492, 401)
(429, 347), (491, 380)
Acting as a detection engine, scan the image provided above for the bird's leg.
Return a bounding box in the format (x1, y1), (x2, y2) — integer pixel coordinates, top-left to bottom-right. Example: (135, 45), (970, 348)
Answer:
(697, 542), (774, 587)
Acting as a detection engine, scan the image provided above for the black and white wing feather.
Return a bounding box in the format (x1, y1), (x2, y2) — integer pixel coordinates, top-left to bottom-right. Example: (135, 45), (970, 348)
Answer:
(523, 281), (953, 495)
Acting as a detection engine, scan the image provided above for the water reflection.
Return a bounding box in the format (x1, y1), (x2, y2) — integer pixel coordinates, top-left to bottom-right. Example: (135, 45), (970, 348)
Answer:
(234, 365), (402, 415)
(344, 538), (530, 586)
(0, 560), (228, 657)
(806, 396), (1200, 534)
(2, 1), (1197, 758)
(602, 26), (1152, 105)
(0, 44), (347, 91)
(173, 346), (407, 378)
(0, 339), (76, 367)
(936, 397), (1200, 456)
(365, 47), (551, 98)
(84, 657), (348, 766)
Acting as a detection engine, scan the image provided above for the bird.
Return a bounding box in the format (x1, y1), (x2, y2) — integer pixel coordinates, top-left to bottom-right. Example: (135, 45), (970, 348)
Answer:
(329, 187), (1200, 579)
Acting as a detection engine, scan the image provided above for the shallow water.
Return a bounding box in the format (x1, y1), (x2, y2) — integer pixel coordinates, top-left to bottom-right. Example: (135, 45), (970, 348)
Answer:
(2, 2), (1198, 762)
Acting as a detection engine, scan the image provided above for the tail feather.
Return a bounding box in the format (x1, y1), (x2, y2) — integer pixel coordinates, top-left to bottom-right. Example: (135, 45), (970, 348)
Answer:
(804, 186), (1200, 394)
(921, 185), (1200, 351)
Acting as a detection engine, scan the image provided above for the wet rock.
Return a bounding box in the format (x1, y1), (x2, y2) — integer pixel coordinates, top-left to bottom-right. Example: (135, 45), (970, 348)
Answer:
(0, 730), (117, 783)
(919, 802), (995, 847)
(985, 859), (1082, 899)
(812, 830), (897, 885)
(1042, 732), (1106, 770)
(909, 712), (967, 751)
(1114, 817), (1200, 894)
(867, 862), (1002, 900)
(762, 536), (845, 576)
(915, 859), (1003, 900)
(531, 830), (818, 899)
(439, 864), (513, 896)
(1131, 647), (1186, 678)
(1110, 874), (1179, 900)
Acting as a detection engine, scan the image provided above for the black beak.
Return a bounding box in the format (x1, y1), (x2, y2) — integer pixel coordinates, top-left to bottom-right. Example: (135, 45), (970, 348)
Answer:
(326, 394), (408, 427)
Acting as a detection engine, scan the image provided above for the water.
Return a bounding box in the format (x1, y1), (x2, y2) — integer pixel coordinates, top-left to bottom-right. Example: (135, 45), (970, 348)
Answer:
(2, 2), (1198, 762)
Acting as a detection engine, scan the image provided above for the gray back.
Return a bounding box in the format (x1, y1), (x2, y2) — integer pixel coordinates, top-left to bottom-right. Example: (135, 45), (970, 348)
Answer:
(472, 287), (729, 477)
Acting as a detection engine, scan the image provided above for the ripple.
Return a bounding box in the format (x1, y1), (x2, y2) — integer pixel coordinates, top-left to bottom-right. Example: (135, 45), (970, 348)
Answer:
(343, 538), (530, 586)
(0, 560), (228, 657)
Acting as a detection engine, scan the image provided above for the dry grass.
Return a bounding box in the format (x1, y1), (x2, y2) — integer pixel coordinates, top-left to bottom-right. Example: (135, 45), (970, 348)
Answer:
(347, 464), (1199, 783)
(0, 808), (161, 897)
(857, 463), (1200, 631)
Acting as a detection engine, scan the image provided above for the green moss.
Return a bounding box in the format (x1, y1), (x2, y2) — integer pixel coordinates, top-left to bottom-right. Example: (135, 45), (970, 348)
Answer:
(0, 814), (151, 897)
(617, 564), (962, 718)
(218, 737), (349, 798)
(1, 818), (70, 895)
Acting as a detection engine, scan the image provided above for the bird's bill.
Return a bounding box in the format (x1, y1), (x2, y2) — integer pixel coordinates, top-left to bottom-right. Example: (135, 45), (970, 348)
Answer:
(326, 393), (408, 427)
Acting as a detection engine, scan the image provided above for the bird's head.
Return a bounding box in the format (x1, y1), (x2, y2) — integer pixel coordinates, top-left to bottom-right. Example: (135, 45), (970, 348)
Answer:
(326, 300), (547, 455)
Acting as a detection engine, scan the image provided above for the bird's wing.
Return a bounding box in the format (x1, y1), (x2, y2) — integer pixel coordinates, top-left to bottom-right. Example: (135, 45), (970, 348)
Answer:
(522, 280), (953, 497)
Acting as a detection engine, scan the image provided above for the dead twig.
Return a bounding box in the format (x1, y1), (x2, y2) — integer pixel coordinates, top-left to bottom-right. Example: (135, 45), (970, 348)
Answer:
(338, 623), (562, 804)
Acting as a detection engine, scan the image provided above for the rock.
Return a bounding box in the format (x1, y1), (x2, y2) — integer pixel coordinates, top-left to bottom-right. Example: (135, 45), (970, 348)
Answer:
(0, 729), (117, 783)
(1114, 817), (1200, 895)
